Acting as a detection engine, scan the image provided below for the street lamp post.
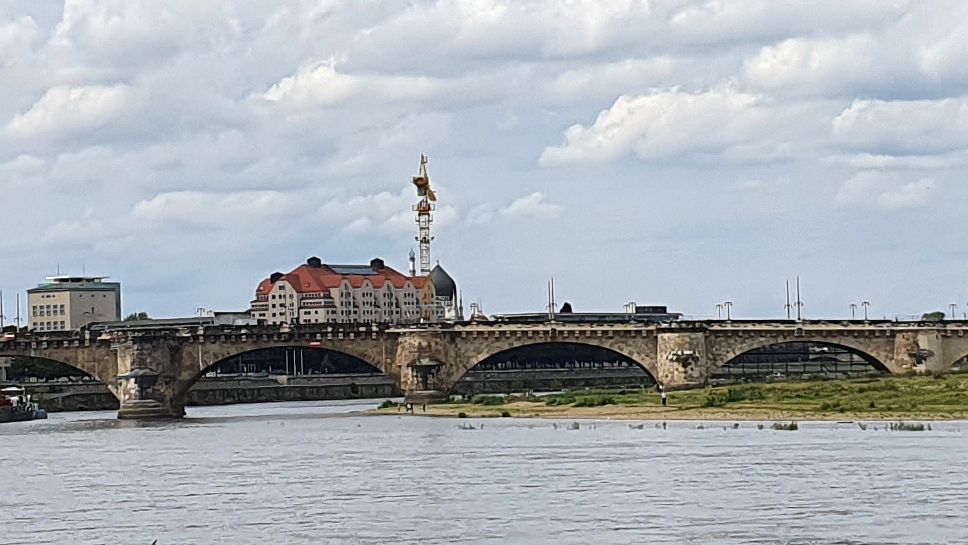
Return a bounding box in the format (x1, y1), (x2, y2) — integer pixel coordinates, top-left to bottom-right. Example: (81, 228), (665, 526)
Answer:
(724, 301), (733, 321)
(849, 303), (857, 319)
(715, 304), (723, 320)
(949, 303), (958, 321)
(861, 301), (870, 321)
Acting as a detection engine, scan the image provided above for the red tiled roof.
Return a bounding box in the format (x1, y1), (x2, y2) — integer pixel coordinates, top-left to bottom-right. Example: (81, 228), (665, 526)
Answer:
(254, 260), (430, 295)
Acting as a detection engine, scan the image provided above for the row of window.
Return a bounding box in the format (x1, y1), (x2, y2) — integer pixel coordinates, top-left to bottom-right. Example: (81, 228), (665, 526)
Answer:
(270, 290), (419, 302)
(34, 320), (66, 331)
(32, 304), (65, 317)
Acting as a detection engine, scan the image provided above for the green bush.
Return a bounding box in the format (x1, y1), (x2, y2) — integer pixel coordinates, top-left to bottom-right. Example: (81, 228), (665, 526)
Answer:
(472, 395), (506, 406)
(501, 411), (512, 418)
(457, 412), (467, 418)
(573, 395), (615, 407)
(378, 400), (399, 409)
(819, 400), (842, 411)
(544, 395), (577, 406)
(701, 387), (763, 408)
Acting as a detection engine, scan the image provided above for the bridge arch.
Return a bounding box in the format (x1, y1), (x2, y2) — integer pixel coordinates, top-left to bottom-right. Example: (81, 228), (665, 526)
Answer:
(170, 342), (392, 408)
(710, 338), (892, 379)
(0, 345), (119, 394)
(441, 339), (659, 393)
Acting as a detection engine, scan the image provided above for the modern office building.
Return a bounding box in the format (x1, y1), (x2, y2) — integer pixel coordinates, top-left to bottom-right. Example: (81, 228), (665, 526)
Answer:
(27, 275), (122, 331)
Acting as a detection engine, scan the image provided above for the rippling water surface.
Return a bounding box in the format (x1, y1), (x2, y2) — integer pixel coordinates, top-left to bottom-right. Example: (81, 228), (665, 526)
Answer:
(1, 401), (966, 545)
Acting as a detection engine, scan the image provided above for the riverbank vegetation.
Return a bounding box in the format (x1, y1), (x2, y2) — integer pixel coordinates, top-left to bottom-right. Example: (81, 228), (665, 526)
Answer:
(379, 373), (968, 420)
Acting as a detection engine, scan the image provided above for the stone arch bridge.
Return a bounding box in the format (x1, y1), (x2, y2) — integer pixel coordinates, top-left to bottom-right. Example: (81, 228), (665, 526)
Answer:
(2, 320), (967, 419)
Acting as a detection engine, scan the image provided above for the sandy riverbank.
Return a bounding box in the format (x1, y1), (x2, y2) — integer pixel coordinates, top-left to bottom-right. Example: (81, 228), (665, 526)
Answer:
(374, 374), (968, 421)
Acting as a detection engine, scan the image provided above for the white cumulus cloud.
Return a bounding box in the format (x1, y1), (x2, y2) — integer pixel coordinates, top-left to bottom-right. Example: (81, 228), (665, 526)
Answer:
(539, 87), (797, 165)
(500, 192), (561, 219)
(5, 84), (136, 139)
(835, 172), (937, 210)
(260, 60), (443, 109)
(131, 190), (304, 228)
(832, 98), (968, 156)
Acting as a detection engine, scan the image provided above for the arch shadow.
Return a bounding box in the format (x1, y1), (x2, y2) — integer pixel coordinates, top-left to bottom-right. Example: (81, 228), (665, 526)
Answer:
(949, 353), (968, 372)
(172, 345), (392, 408)
(714, 340), (890, 382)
(1, 355), (120, 410)
(449, 341), (657, 395)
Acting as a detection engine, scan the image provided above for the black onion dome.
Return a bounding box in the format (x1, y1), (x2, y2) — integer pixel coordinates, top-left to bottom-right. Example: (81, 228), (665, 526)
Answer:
(429, 263), (457, 298)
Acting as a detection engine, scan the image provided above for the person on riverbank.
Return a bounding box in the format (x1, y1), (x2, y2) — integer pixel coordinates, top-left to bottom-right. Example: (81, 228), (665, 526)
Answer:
(659, 384), (667, 406)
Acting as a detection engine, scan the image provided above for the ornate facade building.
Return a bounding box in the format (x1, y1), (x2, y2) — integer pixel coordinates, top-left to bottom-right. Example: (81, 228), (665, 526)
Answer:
(249, 256), (462, 325)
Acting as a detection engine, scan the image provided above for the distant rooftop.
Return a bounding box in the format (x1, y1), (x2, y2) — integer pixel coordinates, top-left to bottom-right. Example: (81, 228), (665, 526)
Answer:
(30, 275), (121, 292)
(327, 265), (380, 275)
(45, 275), (111, 283)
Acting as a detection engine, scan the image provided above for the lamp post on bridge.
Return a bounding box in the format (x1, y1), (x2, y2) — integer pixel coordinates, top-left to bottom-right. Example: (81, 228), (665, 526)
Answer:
(949, 304), (958, 321)
(715, 303), (723, 320)
(849, 303), (857, 319)
(861, 301), (870, 321)
(723, 301), (733, 321)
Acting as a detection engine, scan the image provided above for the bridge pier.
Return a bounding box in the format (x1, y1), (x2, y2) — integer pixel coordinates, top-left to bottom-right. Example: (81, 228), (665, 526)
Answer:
(4, 321), (967, 419)
(657, 332), (708, 389)
(115, 333), (186, 419)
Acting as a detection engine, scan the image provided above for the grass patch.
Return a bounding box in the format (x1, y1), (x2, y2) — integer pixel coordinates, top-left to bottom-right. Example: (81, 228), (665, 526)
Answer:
(572, 395), (616, 407)
(407, 374), (968, 420)
(544, 394), (577, 406)
(472, 395), (506, 406)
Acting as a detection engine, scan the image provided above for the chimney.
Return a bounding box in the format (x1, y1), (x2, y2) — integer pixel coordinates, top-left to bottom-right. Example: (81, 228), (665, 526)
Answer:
(307, 256), (322, 268)
(370, 258), (385, 270)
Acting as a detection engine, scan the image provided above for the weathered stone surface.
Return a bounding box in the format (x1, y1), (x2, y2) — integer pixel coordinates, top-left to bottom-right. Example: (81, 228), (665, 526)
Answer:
(4, 321), (968, 418)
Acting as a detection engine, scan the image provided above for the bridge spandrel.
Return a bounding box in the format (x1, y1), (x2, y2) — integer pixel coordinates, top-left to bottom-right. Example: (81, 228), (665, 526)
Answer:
(5, 321), (968, 418)
(0, 334), (120, 396)
(424, 325), (661, 393)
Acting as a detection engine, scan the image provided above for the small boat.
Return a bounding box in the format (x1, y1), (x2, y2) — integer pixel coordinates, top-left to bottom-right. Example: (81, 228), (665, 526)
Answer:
(0, 386), (47, 423)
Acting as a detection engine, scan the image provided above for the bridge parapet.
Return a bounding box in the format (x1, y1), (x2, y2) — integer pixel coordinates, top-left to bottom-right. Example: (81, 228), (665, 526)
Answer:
(3, 320), (968, 418)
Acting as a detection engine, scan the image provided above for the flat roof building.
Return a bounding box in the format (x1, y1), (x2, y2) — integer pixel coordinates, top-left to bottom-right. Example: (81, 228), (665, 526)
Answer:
(27, 275), (121, 332)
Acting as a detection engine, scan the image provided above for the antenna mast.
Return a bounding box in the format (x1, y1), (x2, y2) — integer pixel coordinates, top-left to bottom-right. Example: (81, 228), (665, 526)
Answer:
(411, 154), (436, 275)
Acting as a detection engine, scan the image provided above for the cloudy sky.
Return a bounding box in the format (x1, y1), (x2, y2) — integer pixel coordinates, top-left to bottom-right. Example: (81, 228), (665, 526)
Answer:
(1, 1), (967, 321)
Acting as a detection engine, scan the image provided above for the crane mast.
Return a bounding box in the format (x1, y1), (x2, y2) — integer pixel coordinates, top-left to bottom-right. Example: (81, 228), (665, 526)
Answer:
(411, 154), (436, 276)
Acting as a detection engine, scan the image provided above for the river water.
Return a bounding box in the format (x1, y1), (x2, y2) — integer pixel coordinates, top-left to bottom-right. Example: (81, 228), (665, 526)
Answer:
(1, 401), (966, 545)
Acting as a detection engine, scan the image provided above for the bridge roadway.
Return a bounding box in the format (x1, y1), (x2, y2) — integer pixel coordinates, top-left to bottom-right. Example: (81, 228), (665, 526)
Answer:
(2, 320), (967, 419)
